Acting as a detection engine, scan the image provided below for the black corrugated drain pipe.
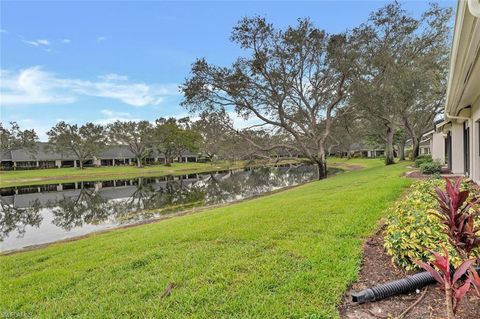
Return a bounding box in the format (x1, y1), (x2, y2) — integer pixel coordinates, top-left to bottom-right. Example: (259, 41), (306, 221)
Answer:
(352, 266), (480, 304)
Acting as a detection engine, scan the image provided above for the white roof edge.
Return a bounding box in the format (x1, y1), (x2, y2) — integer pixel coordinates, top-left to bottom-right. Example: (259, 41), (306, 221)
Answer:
(445, 0), (467, 115)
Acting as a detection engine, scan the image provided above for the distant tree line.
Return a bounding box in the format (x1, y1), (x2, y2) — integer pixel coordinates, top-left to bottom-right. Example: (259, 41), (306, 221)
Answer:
(0, 116), (282, 170)
(1, 118), (202, 169)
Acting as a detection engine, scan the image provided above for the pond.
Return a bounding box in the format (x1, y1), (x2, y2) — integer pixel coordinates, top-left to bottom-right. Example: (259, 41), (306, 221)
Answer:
(0, 164), (338, 252)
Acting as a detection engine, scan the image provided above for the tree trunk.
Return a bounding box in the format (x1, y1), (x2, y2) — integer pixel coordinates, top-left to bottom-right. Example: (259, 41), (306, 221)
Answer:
(315, 153), (327, 180)
(398, 141), (405, 161)
(385, 126), (395, 165)
(137, 157), (142, 168)
(79, 160), (84, 169)
(412, 138), (420, 160)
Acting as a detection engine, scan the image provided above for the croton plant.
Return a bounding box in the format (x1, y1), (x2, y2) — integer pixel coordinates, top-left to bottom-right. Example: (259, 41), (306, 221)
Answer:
(418, 177), (480, 319)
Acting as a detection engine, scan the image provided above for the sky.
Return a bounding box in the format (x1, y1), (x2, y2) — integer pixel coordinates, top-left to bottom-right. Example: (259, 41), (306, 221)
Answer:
(0, 0), (455, 141)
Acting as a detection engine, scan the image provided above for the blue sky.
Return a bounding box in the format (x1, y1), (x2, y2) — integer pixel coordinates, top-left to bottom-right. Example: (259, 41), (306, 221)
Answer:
(0, 0), (455, 141)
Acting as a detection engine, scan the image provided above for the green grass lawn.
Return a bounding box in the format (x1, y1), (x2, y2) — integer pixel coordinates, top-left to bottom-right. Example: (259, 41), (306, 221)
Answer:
(0, 159), (302, 188)
(0, 159), (411, 318)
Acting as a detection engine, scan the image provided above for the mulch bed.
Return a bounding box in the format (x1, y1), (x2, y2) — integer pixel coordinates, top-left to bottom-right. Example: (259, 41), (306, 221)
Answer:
(339, 225), (480, 319)
(405, 167), (458, 180)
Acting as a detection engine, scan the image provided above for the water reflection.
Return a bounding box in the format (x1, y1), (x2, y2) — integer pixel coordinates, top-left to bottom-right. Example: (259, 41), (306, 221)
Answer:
(0, 165), (331, 251)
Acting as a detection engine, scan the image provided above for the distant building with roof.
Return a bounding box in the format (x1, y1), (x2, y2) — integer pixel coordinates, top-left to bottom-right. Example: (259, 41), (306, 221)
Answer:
(332, 142), (385, 158)
(0, 142), (198, 170)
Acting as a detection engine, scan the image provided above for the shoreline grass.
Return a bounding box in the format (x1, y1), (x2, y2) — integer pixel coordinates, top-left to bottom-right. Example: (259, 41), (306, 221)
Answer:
(0, 159), (410, 318)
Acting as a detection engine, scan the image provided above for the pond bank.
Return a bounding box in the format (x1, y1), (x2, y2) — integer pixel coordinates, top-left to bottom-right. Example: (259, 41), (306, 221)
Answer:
(1, 164), (336, 253)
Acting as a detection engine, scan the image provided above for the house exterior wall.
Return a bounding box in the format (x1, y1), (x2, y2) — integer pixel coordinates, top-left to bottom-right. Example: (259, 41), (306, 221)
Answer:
(450, 122), (465, 174)
(469, 98), (480, 183)
(436, 0), (480, 180)
(431, 132), (445, 164)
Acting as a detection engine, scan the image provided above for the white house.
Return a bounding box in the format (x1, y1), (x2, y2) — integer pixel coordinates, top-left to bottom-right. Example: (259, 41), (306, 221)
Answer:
(435, 0), (480, 182)
(420, 127), (446, 163)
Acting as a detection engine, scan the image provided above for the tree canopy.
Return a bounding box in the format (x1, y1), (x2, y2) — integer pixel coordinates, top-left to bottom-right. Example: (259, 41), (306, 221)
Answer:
(182, 17), (358, 179)
(47, 122), (107, 169)
(108, 121), (154, 167)
(0, 122), (38, 153)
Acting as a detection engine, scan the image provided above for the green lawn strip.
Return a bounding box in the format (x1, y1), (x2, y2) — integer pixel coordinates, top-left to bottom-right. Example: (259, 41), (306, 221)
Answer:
(0, 159), (303, 188)
(0, 159), (411, 318)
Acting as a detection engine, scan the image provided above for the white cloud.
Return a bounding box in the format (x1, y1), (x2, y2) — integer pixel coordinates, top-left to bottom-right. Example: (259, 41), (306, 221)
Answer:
(95, 109), (142, 125)
(100, 109), (132, 118)
(98, 73), (128, 81)
(62, 39), (71, 44)
(0, 66), (179, 107)
(0, 68), (75, 105)
(97, 36), (107, 42)
(36, 39), (50, 45)
(23, 39), (50, 47)
(23, 40), (40, 46)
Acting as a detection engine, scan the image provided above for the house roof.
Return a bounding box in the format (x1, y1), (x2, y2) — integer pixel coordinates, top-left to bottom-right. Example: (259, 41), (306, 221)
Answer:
(1, 143), (182, 162)
(179, 149), (198, 157)
(9, 143), (76, 162)
(0, 150), (12, 161)
(99, 145), (136, 159)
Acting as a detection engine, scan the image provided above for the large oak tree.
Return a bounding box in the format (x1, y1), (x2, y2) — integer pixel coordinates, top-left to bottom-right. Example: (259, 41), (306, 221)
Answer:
(182, 17), (357, 179)
(47, 122), (107, 169)
(351, 2), (451, 164)
(107, 120), (154, 167)
(152, 118), (201, 165)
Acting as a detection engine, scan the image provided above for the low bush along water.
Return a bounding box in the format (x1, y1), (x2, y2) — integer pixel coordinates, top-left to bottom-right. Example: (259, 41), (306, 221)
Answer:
(384, 178), (480, 270)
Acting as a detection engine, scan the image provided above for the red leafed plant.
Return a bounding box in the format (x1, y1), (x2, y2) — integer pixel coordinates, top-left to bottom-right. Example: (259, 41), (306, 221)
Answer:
(432, 177), (480, 295)
(432, 177), (480, 260)
(416, 247), (472, 319)
(418, 177), (480, 318)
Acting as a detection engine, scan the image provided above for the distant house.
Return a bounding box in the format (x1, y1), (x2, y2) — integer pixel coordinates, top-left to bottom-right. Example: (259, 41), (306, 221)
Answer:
(434, 0), (480, 182)
(177, 149), (200, 163)
(333, 142), (385, 158)
(412, 129), (435, 156)
(0, 142), (198, 170)
(419, 132), (432, 156)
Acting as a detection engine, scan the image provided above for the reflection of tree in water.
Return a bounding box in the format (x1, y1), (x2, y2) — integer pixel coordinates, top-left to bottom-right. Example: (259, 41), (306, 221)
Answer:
(114, 178), (206, 223)
(2, 165), (318, 237)
(201, 165), (316, 204)
(51, 185), (110, 231)
(0, 199), (42, 240)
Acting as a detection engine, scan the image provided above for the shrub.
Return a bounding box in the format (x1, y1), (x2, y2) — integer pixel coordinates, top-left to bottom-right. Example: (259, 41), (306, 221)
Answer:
(384, 178), (478, 270)
(420, 160), (442, 174)
(415, 154), (432, 167)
